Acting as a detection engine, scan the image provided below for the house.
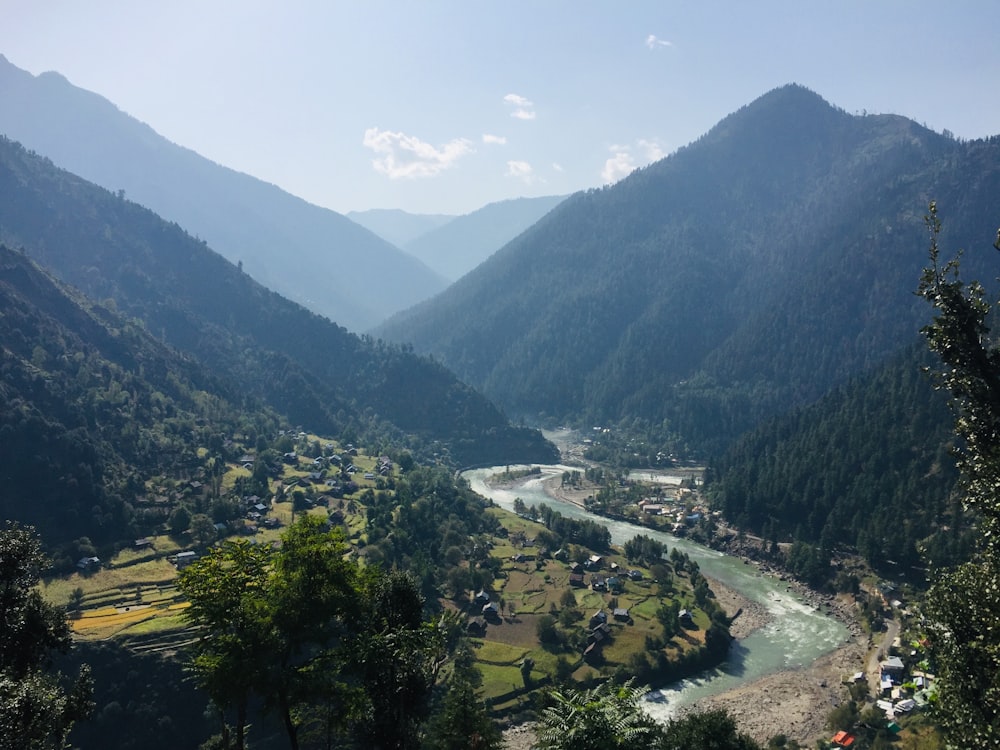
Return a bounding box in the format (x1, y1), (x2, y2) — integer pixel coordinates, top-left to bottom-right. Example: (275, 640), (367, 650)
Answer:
(628, 569), (643, 581)
(569, 573), (585, 587)
(133, 538), (153, 549)
(612, 607), (630, 621)
(77, 556), (100, 571)
(606, 576), (623, 593)
(881, 656), (905, 680)
(174, 551), (198, 569)
(482, 602), (500, 619)
(679, 609), (694, 627)
(589, 610), (608, 628)
(553, 548), (569, 561)
(364, 472), (375, 480)
(569, 561), (584, 574)
(474, 590), (491, 605)
(585, 555), (603, 570)
(467, 617), (487, 636)
(831, 730), (856, 747)
(591, 576), (607, 592)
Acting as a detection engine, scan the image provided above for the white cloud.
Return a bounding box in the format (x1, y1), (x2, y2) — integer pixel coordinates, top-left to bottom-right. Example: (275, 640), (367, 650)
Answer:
(482, 133), (507, 145)
(645, 34), (673, 49)
(552, 162), (564, 173)
(504, 92), (537, 120)
(600, 138), (668, 183)
(362, 127), (473, 179)
(504, 93), (532, 107)
(639, 138), (665, 161)
(601, 151), (636, 184)
(506, 160), (535, 182)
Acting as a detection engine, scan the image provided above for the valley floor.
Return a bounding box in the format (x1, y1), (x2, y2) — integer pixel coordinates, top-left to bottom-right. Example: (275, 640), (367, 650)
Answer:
(497, 471), (874, 748)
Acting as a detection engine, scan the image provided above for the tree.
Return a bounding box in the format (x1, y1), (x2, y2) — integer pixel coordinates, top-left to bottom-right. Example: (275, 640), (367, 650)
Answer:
(658, 709), (762, 750)
(917, 202), (1000, 747)
(178, 536), (272, 750)
(0, 523), (93, 749)
(169, 505), (192, 535)
(423, 645), (501, 750)
(535, 680), (666, 750)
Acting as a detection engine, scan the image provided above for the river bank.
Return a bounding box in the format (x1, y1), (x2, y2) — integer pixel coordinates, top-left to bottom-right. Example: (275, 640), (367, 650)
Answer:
(488, 469), (871, 747)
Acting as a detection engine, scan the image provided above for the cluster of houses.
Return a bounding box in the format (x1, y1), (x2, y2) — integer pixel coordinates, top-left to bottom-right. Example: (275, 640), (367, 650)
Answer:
(871, 649), (934, 719)
(560, 554), (644, 595)
(637, 492), (711, 536)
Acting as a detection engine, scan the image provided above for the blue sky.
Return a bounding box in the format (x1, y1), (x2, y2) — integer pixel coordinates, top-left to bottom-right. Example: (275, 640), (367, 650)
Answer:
(2, 1), (999, 215)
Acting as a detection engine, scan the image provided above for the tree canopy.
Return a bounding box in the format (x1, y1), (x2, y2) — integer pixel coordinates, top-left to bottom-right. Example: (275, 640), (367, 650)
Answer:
(917, 202), (1000, 747)
(0, 523), (92, 749)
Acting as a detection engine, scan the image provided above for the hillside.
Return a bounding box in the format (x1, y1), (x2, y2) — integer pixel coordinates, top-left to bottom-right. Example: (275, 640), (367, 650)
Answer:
(0, 135), (557, 468)
(0, 54), (446, 331)
(377, 85), (1000, 455)
(400, 194), (569, 281)
(708, 341), (967, 576)
(0, 243), (285, 556)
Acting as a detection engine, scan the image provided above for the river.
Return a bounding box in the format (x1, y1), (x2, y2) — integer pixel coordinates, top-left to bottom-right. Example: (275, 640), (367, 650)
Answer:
(461, 464), (848, 721)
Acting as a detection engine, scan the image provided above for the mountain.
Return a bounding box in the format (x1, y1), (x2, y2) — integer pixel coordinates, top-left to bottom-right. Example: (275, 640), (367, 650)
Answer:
(377, 85), (1000, 455)
(0, 54), (446, 332)
(0, 242), (284, 554)
(709, 341), (966, 575)
(401, 194), (569, 280)
(347, 208), (455, 249)
(0, 135), (557, 468)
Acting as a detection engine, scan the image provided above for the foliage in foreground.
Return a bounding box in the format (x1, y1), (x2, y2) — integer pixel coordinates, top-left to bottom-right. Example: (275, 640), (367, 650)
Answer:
(178, 515), (472, 749)
(0, 523), (92, 750)
(917, 202), (1000, 747)
(534, 679), (761, 750)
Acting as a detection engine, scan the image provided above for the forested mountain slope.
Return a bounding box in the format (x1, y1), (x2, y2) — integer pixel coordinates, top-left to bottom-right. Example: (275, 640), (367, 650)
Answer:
(378, 85), (1000, 455)
(0, 243), (282, 554)
(0, 54), (446, 331)
(708, 341), (968, 575)
(0, 136), (556, 467)
(399, 194), (569, 281)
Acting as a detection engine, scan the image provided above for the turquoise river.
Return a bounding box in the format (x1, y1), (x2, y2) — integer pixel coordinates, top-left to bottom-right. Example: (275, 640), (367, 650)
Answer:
(461, 464), (848, 721)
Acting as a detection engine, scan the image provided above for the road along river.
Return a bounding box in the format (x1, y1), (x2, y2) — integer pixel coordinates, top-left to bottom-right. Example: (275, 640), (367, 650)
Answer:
(462, 464), (849, 725)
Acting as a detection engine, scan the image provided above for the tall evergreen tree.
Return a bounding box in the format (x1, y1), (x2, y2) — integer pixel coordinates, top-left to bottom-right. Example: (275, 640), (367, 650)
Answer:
(917, 202), (1000, 747)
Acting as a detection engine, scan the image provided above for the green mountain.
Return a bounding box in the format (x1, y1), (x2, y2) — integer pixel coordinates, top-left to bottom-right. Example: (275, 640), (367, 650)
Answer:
(377, 85), (1000, 455)
(399, 194), (569, 281)
(0, 54), (446, 332)
(708, 341), (969, 575)
(0, 242), (283, 555)
(0, 135), (556, 469)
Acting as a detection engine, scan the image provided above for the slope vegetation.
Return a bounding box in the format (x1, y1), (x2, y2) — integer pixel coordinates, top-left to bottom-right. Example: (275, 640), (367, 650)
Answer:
(0, 136), (556, 468)
(378, 85), (1000, 455)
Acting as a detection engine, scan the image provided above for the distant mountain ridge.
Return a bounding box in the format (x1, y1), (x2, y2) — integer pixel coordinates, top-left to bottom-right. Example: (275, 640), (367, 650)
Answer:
(377, 84), (1000, 454)
(347, 208), (455, 249)
(0, 54), (446, 331)
(399, 195), (570, 281)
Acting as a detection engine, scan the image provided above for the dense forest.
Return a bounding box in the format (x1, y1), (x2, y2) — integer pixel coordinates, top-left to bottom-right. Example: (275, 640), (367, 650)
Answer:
(708, 341), (970, 578)
(0, 135), (556, 469)
(378, 85), (1000, 457)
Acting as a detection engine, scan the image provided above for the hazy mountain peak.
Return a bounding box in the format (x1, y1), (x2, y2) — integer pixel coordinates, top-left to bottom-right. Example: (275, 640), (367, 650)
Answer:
(0, 55), (446, 331)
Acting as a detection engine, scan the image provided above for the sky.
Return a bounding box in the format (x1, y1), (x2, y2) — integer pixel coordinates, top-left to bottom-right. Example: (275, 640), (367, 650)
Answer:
(2, 1), (999, 216)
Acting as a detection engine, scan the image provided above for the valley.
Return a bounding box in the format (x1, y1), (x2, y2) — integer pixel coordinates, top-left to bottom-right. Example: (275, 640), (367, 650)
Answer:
(2, 51), (996, 746)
